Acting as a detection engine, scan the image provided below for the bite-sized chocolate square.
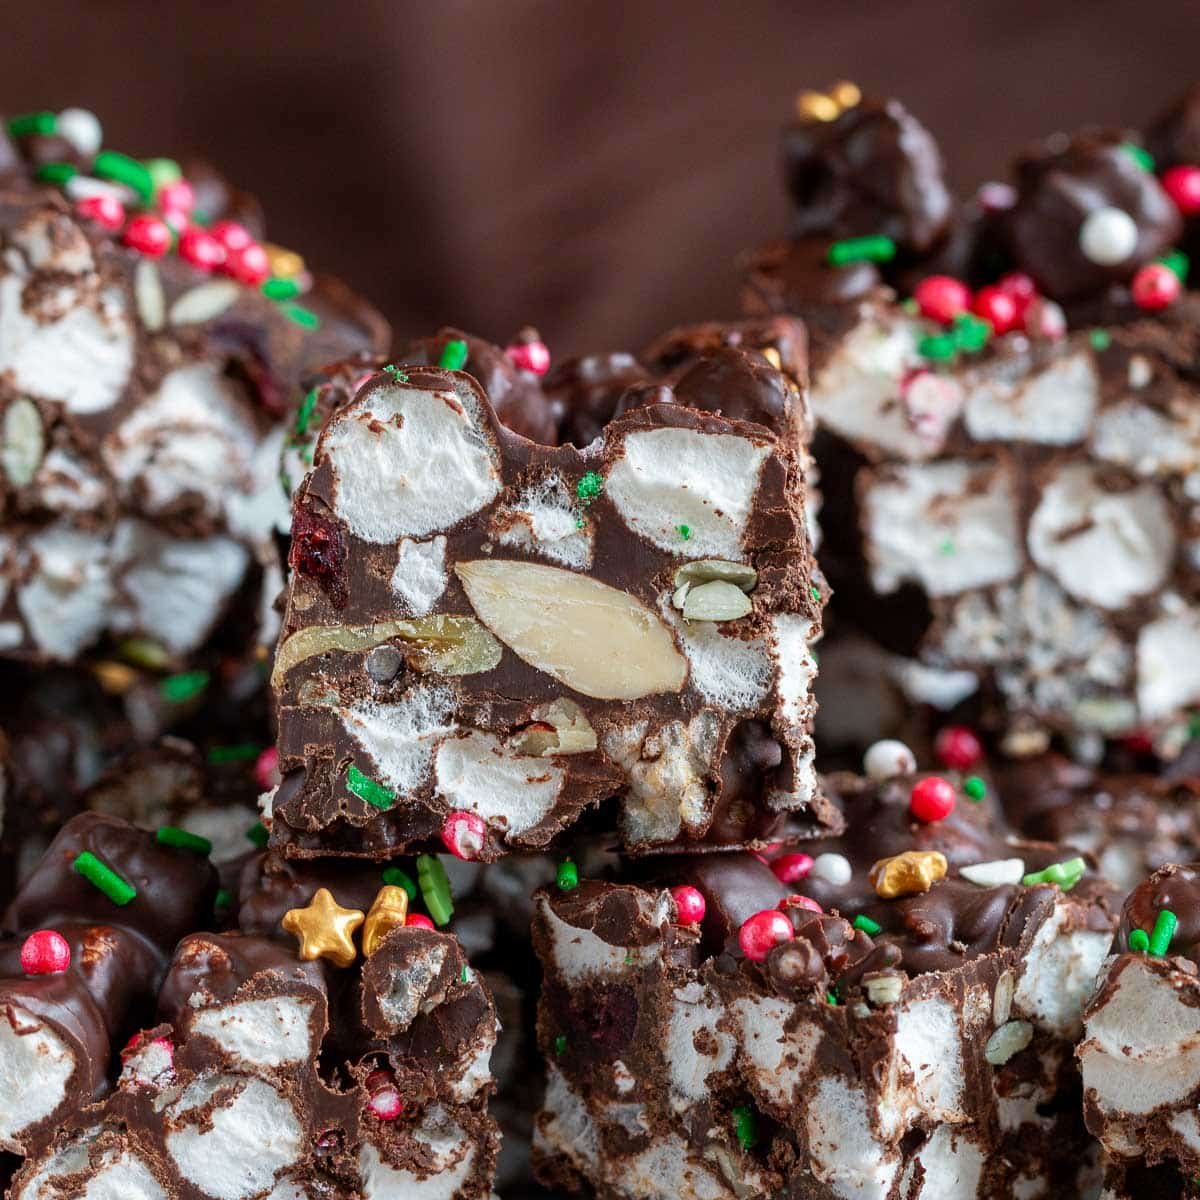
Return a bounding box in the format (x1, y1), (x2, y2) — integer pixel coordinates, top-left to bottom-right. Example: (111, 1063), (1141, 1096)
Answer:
(268, 324), (829, 861)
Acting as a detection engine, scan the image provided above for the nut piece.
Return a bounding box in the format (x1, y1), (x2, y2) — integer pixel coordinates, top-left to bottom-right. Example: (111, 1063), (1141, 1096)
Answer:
(455, 559), (688, 700)
(673, 559), (758, 591)
(510, 697), (598, 757)
(681, 580), (753, 622)
(2, 397), (44, 486)
(869, 849), (948, 899)
(984, 1019), (1033, 1066)
(863, 972), (905, 1006)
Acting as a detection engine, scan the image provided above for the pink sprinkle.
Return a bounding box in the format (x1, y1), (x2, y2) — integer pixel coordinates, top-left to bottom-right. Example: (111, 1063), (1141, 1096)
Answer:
(669, 885), (706, 926)
(406, 914), (435, 930)
(20, 930), (70, 975)
(441, 810), (486, 861)
(780, 894), (823, 914)
(254, 746), (281, 792)
(505, 340), (551, 376)
(771, 853), (814, 886)
(366, 1069), (404, 1121)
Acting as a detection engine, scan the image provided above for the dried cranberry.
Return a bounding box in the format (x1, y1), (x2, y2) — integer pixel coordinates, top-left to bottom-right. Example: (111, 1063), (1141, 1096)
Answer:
(289, 505), (347, 607)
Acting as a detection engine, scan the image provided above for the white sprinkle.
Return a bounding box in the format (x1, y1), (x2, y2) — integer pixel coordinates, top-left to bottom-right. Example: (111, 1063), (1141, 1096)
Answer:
(1079, 207), (1138, 266)
(863, 738), (916, 781)
(64, 175), (129, 203)
(960, 858), (1026, 888)
(56, 108), (103, 157)
(811, 852), (852, 887)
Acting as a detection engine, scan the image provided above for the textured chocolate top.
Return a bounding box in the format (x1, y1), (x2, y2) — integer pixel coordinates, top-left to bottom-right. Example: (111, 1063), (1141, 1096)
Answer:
(1118, 861), (1200, 962)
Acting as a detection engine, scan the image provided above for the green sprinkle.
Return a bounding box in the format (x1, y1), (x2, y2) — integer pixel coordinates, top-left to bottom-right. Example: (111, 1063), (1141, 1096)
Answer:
(118, 636), (171, 670)
(382, 363), (409, 382)
(1128, 928), (1150, 953)
(279, 302), (320, 330)
(1022, 856), (1086, 891)
(160, 670), (210, 704)
(1159, 249), (1191, 283)
(677, 524), (692, 541)
(963, 775), (987, 802)
(72, 851), (136, 906)
(809, 585), (821, 602)
(554, 1034), (567, 1057)
(732, 1104), (758, 1151)
(1150, 908), (1179, 957)
(827, 235), (897, 265)
(1121, 142), (1155, 172)
(852, 914), (882, 936)
(93, 150), (154, 204)
(438, 339), (468, 371)
(262, 277), (301, 301)
(214, 888), (233, 913)
(155, 826), (212, 855)
(951, 312), (990, 354)
(460, 966), (469, 983)
(576, 471), (604, 502)
(901, 297), (920, 315)
(35, 162), (77, 187)
(1089, 328), (1112, 351)
(8, 112), (56, 138)
(556, 860), (579, 892)
(918, 332), (958, 361)
(624, 952), (634, 965)
(293, 388), (319, 437)
(246, 822), (269, 848)
(381, 867), (418, 900)
(346, 764), (395, 811)
(418, 854), (454, 926)
(938, 536), (956, 556)
(206, 743), (261, 765)
(826, 991), (839, 1005)
(144, 158), (182, 193)
(1189, 712), (1200, 741)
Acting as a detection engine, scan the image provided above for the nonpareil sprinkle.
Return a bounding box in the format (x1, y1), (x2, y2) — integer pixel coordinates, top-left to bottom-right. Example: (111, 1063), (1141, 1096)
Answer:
(963, 775), (987, 802)
(575, 471), (604, 502)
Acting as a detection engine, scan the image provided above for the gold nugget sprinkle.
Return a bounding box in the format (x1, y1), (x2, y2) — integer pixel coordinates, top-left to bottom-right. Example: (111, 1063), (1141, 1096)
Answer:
(281, 887), (364, 968)
(869, 850), (948, 900)
(92, 661), (138, 696)
(362, 885), (410, 957)
(796, 90), (840, 123)
(264, 243), (306, 280)
(830, 80), (862, 110)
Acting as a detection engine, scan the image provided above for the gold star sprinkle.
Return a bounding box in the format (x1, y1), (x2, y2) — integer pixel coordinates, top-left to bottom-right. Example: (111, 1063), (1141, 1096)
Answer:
(362, 885), (410, 956)
(282, 888), (364, 968)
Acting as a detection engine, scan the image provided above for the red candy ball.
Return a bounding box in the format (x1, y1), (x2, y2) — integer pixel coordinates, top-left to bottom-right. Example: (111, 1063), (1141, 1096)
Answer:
(254, 746), (280, 792)
(910, 776), (957, 823)
(934, 725), (983, 770)
(771, 853), (815, 886)
(738, 909), (794, 962)
(157, 179), (195, 219)
(20, 930), (70, 975)
(224, 242), (270, 286)
(1131, 262), (1181, 311)
(122, 214), (171, 258)
(406, 913), (435, 930)
(972, 285), (1021, 334)
(1161, 164), (1200, 216)
(365, 1069), (404, 1121)
(997, 271), (1037, 313)
(670, 885), (706, 925)
(178, 227), (226, 271)
(913, 275), (971, 325)
(76, 194), (125, 231)
(441, 810), (486, 861)
(209, 220), (255, 253)
(506, 340), (551, 376)
(780, 894), (823, 915)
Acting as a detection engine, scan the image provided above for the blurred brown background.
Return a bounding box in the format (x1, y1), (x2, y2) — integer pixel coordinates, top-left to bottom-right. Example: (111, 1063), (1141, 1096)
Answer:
(11, 1), (1198, 355)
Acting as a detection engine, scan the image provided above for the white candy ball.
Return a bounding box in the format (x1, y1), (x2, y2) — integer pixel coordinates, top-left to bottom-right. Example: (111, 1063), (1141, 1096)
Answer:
(56, 108), (103, 158)
(863, 739), (916, 781)
(1078, 206), (1138, 266)
(811, 852), (852, 887)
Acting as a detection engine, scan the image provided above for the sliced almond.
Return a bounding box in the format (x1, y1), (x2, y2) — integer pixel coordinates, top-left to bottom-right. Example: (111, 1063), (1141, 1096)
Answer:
(135, 259), (165, 331)
(273, 615), (501, 688)
(455, 559), (687, 700)
(681, 580), (752, 622)
(673, 559), (757, 591)
(169, 281), (241, 326)
(2, 397), (44, 486)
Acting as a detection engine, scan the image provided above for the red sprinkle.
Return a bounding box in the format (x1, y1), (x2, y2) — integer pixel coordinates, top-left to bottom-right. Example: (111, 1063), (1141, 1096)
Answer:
(1023, 297), (1067, 341)
(20, 930), (70, 975)
(913, 275), (971, 324)
(224, 241), (271, 286)
(209, 220), (255, 253)
(972, 285), (1021, 334)
(771, 853), (815, 886)
(157, 179), (195, 219)
(934, 725), (983, 771)
(1131, 262), (1181, 311)
(76, 194), (125, 230)
(441, 810), (486, 861)
(1123, 730), (1155, 756)
(122, 214), (171, 258)
(1161, 164), (1200, 216)
(178, 227), (226, 271)
(406, 913), (435, 930)
(670, 885), (706, 925)
(780, 894), (823, 915)
(738, 909), (794, 962)
(254, 746), (280, 792)
(910, 776), (957, 823)
(365, 1069), (404, 1121)
(996, 271), (1037, 313)
(505, 340), (551, 376)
